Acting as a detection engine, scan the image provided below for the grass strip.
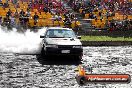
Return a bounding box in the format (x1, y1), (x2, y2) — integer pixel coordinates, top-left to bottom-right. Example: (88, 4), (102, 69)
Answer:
(81, 36), (132, 41)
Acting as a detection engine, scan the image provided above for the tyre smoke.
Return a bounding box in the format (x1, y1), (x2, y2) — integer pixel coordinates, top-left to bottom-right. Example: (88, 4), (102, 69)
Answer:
(0, 26), (46, 54)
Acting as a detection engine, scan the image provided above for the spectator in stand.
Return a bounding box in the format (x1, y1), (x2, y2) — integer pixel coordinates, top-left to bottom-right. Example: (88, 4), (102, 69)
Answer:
(89, 12), (94, 19)
(129, 20), (132, 30)
(24, 14), (29, 29)
(110, 20), (116, 31)
(3, 2), (9, 8)
(64, 11), (70, 19)
(43, 6), (48, 13)
(3, 15), (11, 26)
(68, 0), (74, 6)
(19, 9), (25, 17)
(26, 9), (31, 17)
(70, 13), (75, 20)
(14, 10), (19, 18)
(48, 7), (51, 13)
(106, 10), (110, 19)
(28, 2), (32, 9)
(14, 10), (20, 29)
(43, 0), (48, 4)
(54, 13), (59, 21)
(64, 17), (72, 28)
(34, 0), (38, 4)
(6, 9), (12, 18)
(33, 12), (39, 25)
(39, 0), (42, 4)
(10, 15), (16, 27)
(0, 16), (2, 25)
(58, 14), (62, 21)
(49, 1), (53, 7)
(12, 0), (17, 4)
(82, 10), (86, 18)
(99, 11), (102, 17)
(15, 2), (20, 8)
(54, 13), (62, 21)
(99, 11), (103, 20)
(29, 0), (33, 3)
(19, 9), (25, 26)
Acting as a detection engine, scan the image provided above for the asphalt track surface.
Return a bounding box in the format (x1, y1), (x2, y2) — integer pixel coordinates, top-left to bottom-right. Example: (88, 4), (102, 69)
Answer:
(0, 46), (132, 88)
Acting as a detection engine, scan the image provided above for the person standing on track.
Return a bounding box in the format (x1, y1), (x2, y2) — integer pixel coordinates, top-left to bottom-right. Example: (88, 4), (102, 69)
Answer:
(33, 12), (39, 26)
(19, 9), (25, 27)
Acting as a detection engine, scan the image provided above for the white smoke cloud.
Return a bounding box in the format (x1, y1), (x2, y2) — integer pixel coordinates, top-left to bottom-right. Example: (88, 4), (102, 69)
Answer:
(0, 26), (46, 54)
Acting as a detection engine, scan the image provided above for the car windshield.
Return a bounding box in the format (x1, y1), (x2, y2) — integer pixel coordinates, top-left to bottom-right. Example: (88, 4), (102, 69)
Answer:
(45, 29), (77, 38)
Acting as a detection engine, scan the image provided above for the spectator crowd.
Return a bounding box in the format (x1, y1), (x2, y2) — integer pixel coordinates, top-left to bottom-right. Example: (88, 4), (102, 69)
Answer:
(0, 0), (131, 31)
(67, 0), (132, 30)
(0, 0), (81, 32)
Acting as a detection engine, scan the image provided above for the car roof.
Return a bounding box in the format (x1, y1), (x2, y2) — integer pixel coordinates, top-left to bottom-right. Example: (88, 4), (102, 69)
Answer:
(47, 27), (72, 30)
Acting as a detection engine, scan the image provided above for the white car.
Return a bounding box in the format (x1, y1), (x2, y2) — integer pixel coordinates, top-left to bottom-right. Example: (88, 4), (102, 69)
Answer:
(40, 27), (83, 59)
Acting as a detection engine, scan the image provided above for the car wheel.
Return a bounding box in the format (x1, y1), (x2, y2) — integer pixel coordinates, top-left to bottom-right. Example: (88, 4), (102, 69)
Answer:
(76, 76), (87, 86)
(41, 46), (47, 58)
(75, 55), (82, 60)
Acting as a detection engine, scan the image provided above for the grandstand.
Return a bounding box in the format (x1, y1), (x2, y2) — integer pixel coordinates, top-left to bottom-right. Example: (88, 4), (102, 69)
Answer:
(0, 0), (131, 32)
(74, 0), (132, 30)
(0, 0), (81, 31)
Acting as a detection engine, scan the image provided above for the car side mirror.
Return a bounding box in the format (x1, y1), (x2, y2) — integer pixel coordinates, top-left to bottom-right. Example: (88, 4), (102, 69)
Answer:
(77, 36), (81, 39)
(40, 35), (45, 38)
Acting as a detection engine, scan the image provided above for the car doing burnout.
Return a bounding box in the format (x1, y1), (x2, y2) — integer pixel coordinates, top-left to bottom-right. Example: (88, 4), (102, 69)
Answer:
(40, 27), (83, 59)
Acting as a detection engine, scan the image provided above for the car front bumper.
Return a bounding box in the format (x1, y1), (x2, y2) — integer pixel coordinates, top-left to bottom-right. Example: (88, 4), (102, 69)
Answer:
(44, 47), (83, 56)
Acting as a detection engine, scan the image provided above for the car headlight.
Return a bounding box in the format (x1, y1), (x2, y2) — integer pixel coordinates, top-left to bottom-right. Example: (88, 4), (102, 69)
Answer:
(73, 45), (82, 48)
(46, 45), (58, 48)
